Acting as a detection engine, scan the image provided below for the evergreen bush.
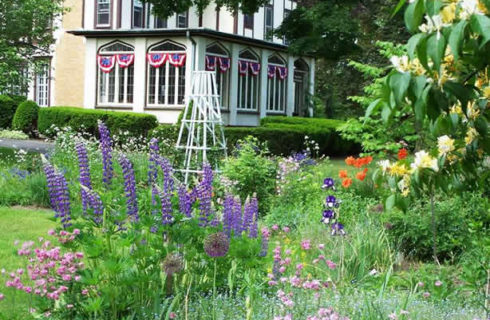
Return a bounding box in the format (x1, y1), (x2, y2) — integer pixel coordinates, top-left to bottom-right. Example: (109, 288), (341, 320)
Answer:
(12, 100), (40, 136)
(0, 95), (16, 129)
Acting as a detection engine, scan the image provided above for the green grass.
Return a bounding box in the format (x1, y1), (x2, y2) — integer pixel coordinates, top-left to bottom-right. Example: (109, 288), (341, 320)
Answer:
(0, 207), (56, 319)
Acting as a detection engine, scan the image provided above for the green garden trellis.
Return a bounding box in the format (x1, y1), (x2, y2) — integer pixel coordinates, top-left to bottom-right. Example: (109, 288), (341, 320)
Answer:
(176, 71), (227, 184)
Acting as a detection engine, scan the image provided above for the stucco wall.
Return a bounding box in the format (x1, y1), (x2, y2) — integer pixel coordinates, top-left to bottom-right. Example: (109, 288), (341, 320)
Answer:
(54, 0), (85, 107)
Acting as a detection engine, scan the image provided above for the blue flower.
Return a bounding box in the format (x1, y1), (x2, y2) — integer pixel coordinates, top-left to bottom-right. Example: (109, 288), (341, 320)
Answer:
(325, 195), (338, 208)
(331, 222), (346, 236)
(322, 178), (335, 189)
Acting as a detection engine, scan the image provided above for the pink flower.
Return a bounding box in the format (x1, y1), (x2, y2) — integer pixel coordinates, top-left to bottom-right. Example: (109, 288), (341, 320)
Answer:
(279, 267), (286, 273)
(0, 293), (4, 301)
(318, 244), (325, 250)
(272, 225), (279, 231)
(301, 240), (311, 250)
(435, 280), (442, 287)
(73, 229), (80, 235)
(169, 312), (177, 319)
(285, 249), (292, 255)
(81, 289), (89, 295)
(423, 292), (430, 298)
(417, 281), (424, 287)
(325, 260), (337, 270)
(16, 268), (24, 275)
(296, 263), (304, 271)
(282, 226), (290, 233)
(48, 229), (55, 236)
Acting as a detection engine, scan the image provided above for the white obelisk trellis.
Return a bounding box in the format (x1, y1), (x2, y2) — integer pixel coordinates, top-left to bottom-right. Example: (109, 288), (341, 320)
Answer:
(176, 71), (227, 183)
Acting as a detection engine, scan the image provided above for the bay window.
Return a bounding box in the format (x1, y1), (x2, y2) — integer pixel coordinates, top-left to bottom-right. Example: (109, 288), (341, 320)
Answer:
(147, 41), (187, 107)
(237, 50), (260, 111)
(266, 55), (287, 113)
(97, 42), (134, 107)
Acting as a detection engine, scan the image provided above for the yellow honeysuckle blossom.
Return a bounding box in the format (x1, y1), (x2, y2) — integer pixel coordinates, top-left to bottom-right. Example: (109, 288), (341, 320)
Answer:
(437, 135), (455, 156)
(466, 101), (480, 120)
(441, 3), (457, 23)
(465, 127), (478, 145)
(483, 87), (490, 99)
(419, 15), (449, 34)
(389, 163), (410, 177)
(450, 103), (463, 115)
(411, 150), (439, 172)
(390, 55), (411, 73)
(410, 58), (426, 76)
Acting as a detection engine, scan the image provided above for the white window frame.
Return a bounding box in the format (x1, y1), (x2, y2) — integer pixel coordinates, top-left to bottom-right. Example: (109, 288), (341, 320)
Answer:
(35, 62), (50, 107)
(267, 57), (287, 113)
(146, 44), (186, 108)
(96, 0), (111, 27)
(177, 12), (188, 28)
(97, 44), (134, 107)
(264, 5), (273, 41)
(132, 0), (144, 28)
(206, 45), (230, 110)
(237, 54), (260, 111)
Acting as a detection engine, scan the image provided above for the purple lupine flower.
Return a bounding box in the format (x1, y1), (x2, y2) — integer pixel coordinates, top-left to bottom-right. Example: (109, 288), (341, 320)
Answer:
(197, 163), (213, 226)
(119, 154), (139, 222)
(148, 138), (159, 185)
(154, 185), (173, 225)
(81, 186), (104, 224)
(178, 185), (193, 217)
(43, 162), (72, 229)
(158, 156), (174, 194)
(222, 194), (235, 237)
(322, 178), (335, 190)
(75, 142), (92, 215)
(248, 197), (259, 238)
(98, 121), (113, 188)
(232, 197), (243, 236)
(242, 197), (256, 235)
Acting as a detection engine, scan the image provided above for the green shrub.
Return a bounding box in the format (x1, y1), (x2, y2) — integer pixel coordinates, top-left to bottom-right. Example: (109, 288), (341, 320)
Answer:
(0, 130), (29, 140)
(12, 100), (40, 135)
(0, 95), (16, 129)
(38, 107), (158, 138)
(260, 116), (345, 129)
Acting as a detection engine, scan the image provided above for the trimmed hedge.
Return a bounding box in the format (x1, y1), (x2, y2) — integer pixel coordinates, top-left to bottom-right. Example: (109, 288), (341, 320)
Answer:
(151, 123), (359, 157)
(38, 107), (158, 137)
(0, 95), (16, 129)
(260, 116), (345, 129)
(12, 100), (40, 136)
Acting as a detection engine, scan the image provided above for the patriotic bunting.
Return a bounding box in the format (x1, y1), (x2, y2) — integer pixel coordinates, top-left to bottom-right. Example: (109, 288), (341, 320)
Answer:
(239, 60), (249, 76)
(218, 57), (231, 72)
(97, 55), (116, 73)
(277, 66), (288, 80)
(168, 53), (186, 67)
(205, 55), (217, 71)
(268, 65), (276, 78)
(249, 62), (261, 76)
(147, 53), (167, 68)
(116, 54), (134, 68)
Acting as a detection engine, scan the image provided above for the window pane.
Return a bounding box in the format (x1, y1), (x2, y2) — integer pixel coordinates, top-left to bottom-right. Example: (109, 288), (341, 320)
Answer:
(177, 13), (187, 28)
(127, 66), (134, 103)
(108, 71), (115, 102)
(119, 67), (125, 102)
(36, 63), (49, 107)
(158, 66), (166, 104)
(149, 67), (156, 104)
(168, 65), (176, 104)
(155, 17), (167, 28)
(244, 14), (253, 29)
(97, 0), (110, 26)
(178, 66), (185, 105)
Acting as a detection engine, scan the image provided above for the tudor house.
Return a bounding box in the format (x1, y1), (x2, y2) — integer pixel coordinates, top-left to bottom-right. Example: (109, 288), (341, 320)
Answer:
(31, 1), (315, 126)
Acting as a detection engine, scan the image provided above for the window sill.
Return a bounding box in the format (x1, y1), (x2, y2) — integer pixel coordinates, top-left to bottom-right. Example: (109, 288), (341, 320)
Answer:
(237, 109), (259, 115)
(96, 105), (133, 110)
(145, 105), (185, 111)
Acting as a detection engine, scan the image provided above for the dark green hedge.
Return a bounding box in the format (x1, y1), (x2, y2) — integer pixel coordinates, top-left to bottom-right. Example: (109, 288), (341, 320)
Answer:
(151, 123), (359, 157)
(38, 107), (158, 137)
(12, 100), (40, 136)
(0, 95), (17, 129)
(260, 116), (345, 129)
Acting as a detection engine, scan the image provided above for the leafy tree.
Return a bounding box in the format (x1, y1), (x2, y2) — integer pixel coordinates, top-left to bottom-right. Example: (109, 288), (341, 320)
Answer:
(142, 0), (270, 18)
(0, 0), (66, 94)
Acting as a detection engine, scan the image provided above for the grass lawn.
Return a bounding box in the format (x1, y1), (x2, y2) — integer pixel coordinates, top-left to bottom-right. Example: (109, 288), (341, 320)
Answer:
(0, 206), (56, 320)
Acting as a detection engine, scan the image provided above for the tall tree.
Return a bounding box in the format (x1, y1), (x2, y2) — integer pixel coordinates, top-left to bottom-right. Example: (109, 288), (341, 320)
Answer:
(0, 0), (66, 94)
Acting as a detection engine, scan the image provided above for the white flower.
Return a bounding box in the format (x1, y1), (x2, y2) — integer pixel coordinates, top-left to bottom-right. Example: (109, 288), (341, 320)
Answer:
(459, 0), (485, 20)
(411, 150), (439, 172)
(419, 15), (449, 35)
(390, 55), (410, 73)
(437, 135), (455, 156)
(378, 160), (391, 175)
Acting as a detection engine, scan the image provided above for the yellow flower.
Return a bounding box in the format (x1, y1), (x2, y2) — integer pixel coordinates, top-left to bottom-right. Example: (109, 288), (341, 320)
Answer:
(477, 148), (484, 158)
(284, 238), (291, 244)
(450, 103), (463, 115)
(483, 87), (490, 99)
(441, 3), (457, 23)
(466, 101), (480, 120)
(390, 55), (411, 73)
(410, 58), (426, 76)
(477, 0), (489, 14)
(389, 163), (410, 177)
(465, 127), (478, 145)
(447, 153), (460, 164)
(398, 175), (411, 197)
(411, 150), (439, 172)
(437, 135), (455, 156)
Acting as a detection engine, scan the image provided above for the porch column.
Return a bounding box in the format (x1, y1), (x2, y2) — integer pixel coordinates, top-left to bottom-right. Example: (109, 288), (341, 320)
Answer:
(308, 58), (316, 117)
(194, 37), (207, 71)
(84, 38), (97, 109)
(229, 43), (240, 126)
(286, 55), (295, 116)
(133, 37), (146, 113)
(259, 49), (270, 119)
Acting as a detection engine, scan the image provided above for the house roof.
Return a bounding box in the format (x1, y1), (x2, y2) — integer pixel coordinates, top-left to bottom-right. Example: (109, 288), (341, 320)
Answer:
(68, 28), (292, 52)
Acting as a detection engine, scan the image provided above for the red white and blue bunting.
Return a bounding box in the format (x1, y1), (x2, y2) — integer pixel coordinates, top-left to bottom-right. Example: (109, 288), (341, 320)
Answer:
(267, 65), (288, 80)
(249, 62), (261, 76)
(218, 57), (231, 73)
(205, 55), (217, 71)
(116, 54), (134, 68)
(168, 53), (186, 67)
(267, 65), (276, 78)
(147, 53), (167, 68)
(97, 55), (116, 73)
(238, 60), (249, 76)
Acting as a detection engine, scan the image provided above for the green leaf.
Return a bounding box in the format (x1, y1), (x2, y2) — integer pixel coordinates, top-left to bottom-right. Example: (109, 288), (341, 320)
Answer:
(389, 72), (411, 105)
(470, 14), (490, 46)
(475, 117), (488, 136)
(424, 0), (443, 16)
(364, 98), (383, 120)
(381, 105), (392, 123)
(416, 35), (429, 68)
(386, 194), (396, 211)
(404, 0), (425, 33)
(443, 81), (474, 108)
(392, 0), (408, 17)
(407, 33), (427, 59)
(427, 33), (446, 71)
(448, 20), (467, 61)
(411, 75), (427, 99)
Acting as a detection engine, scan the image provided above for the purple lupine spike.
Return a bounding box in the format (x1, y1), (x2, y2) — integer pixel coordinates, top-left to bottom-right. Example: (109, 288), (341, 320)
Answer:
(43, 162), (72, 229)
(157, 156), (174, 193)
(232, 197), (242, 237)
(82, 186), (104, 225)
(259, 227), (270, 257)
(242, 198), (254, 235)
(197, 163), (214, 226)
(223, 194), (234, 237)
(178, 185), (193, 217)
(75, 142), (92, 215)
(119, 154), (139, 222)
(148, 138), (159, 185)
(157, 187), (173, 225)
(98, 121), (113, 188)
(248, 197), (259, 238)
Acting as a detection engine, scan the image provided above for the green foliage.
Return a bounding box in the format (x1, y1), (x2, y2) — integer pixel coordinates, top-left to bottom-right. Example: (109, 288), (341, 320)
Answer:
(12, 100), (39, 136)
(0, 130), (28, 140)
(384, 192), (489, 262)
(222, 136), (276, 212)
(38, 107), (158, 138)
(0, 95), (16, 129)
(260, 116), (344, 129)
